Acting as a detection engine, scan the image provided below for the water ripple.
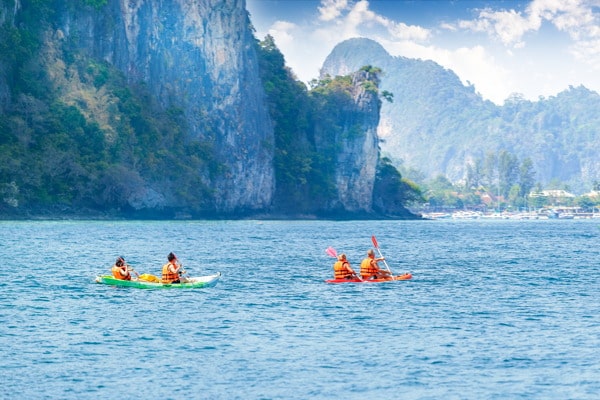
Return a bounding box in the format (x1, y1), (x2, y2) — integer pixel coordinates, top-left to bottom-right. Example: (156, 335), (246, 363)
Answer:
(0, 220), (598, 399)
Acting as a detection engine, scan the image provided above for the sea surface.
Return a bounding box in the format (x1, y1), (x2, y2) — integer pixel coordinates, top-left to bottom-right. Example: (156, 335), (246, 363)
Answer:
(1, 219), (598, 399)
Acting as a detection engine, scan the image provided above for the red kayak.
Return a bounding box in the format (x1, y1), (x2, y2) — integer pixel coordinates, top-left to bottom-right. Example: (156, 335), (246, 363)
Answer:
(325, 273), (412, 284)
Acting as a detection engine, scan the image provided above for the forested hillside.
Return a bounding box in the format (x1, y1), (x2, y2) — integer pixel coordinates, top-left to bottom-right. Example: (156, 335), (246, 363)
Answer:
(321, 38), (600, 194)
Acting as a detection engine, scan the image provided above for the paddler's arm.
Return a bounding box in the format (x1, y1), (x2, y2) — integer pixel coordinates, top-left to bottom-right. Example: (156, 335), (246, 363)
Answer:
(169, 262), (182, 275)
(126, 265), (140, 277)
(373, 259), (390, 276)
(345, 263), (360, 278)
(343, 262), (355, 274)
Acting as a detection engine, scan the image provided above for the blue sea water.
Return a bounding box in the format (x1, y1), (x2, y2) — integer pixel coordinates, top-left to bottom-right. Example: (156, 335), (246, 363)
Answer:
(0, 219), (598, 399)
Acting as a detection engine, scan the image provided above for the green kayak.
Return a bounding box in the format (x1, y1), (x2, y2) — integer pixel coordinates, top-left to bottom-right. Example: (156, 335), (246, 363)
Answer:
(95, 272), (221, 289)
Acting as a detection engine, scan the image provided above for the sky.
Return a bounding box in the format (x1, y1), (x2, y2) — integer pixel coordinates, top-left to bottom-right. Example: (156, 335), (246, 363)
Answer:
(246, 0), (600, 105)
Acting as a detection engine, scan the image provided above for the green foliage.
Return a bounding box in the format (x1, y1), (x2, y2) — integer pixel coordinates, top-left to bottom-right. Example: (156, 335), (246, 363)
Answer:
(518, 158), (535, 197)
(1, 17), (421, 218)
(361, 80), (378, 93)
(0, 13), (218, 216)
(256, 35), (337, 213)
(374, 158), (424, 214)
(359, 65), (382, 75)
(424, 151), (540, 210)
(311, 74), (353, 96)
(82, 0), (108, 9)
(575, 195), (600, 208)
(381, 90), (394, 103)
(255, 37), (419, 216)
(87, 61), (110, 87)
(323, 38), (600, 195)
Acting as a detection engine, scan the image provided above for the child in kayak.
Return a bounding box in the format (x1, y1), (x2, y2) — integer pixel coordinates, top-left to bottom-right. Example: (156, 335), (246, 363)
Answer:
(111, 256), (139, 280)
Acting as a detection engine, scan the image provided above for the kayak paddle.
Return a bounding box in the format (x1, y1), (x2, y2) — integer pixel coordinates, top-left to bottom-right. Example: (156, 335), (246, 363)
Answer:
(326, 246), (338, 258)
(126, 264), (140, 278)
(371, 235), (393, 275)
(176, 260), (190, 280)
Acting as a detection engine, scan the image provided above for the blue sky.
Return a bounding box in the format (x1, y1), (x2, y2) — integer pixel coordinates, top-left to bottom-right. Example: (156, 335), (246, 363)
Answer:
(246, 0), (600, 104)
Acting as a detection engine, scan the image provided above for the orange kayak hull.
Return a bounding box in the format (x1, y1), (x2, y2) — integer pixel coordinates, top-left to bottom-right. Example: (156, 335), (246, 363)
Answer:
(325, 273), (412, 284)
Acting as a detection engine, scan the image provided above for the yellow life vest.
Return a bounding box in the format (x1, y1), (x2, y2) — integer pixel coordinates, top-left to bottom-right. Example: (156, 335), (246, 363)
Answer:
(360, 257), (378, 279)
(333, 260), (353, 279)
(161, 263), (179, 283)
(112, 265), (131, 281)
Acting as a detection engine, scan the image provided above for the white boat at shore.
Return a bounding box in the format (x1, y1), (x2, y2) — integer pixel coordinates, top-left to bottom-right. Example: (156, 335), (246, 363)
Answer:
(419, 210), (595, 220)
(451, 211), (483, 219)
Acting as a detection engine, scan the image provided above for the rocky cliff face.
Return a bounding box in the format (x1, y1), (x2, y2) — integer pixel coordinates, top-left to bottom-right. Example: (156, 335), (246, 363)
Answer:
(321, 38), (488, 185)
(46, 0), (274, 212)
(1, 2), (397, 218)
(316, 70), (382, 213)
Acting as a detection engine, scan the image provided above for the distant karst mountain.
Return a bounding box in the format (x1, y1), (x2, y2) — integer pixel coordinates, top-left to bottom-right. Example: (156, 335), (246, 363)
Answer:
(321, 38), (600, 193)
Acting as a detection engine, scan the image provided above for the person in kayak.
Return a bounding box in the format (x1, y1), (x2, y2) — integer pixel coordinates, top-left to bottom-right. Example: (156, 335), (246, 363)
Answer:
(333, 253), (358, 280)
(360, 249), (391, 280)
(111, 256), (137, 280)
(161, 252), (187, 284)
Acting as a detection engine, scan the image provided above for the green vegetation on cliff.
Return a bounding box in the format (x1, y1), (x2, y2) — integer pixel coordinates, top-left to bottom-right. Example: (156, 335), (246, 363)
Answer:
(0, 2), (218, 216)
(256, 35), (335, 213)
(0, 4), (421, 219)
(256, 35), (421, 217)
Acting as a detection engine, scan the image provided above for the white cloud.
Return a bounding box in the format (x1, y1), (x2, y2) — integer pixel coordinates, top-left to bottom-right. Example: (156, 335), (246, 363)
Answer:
(453, 0), (600, 93)
(318, 0), (349, 21)
(445, 46), (513, 103)
(379, 39), (513, 104)
(267, 0), (433, 83)
(254, 0), (600, 104)
(387, 22), (430, 42)
(345, 1), (430, 41)
(267, 21), (297, 47)
(458, 0), (600, 52)
(457, 7), (539, 47)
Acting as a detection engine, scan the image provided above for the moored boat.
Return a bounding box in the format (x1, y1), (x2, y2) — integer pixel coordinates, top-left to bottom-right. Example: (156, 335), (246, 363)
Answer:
(325, 272), (412, 284)
(95, 272), (221, 289)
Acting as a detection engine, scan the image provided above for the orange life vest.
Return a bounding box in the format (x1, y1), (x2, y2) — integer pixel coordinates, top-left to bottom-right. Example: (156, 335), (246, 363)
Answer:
(162, 263), (179, 283)
(333, 260), (353, 279)
(112, 265), (131, 281)
(360, 257), (378, 279)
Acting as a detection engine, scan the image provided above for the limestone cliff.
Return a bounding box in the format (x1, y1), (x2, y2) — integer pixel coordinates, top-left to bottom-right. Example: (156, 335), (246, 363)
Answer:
(313, 69), (382, 214)
(0, 1), (413, 218)
(7, 0), (274, 213)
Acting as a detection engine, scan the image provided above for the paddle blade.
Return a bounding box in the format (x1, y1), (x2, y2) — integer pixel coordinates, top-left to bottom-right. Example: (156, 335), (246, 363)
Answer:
(326, 247), (338, 258)
(371, 235), (379, 248)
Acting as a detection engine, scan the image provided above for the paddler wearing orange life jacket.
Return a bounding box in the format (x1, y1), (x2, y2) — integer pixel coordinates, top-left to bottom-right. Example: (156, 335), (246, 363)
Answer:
(161, 252), (186, 283)
(111, 256), (133, 281)
(333, 253), (357, 280)
(360, 249), (391, 280)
